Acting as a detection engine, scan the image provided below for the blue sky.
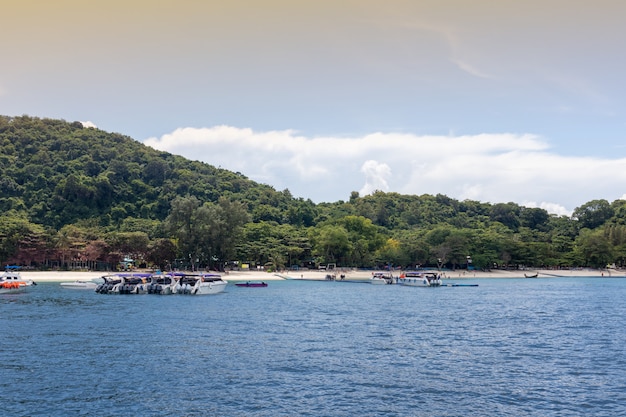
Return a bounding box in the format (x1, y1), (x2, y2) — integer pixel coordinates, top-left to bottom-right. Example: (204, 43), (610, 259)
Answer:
(3, 0), (626, 215)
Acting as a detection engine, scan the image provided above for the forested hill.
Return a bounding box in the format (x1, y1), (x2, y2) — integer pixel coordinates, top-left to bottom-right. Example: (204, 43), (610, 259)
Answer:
(0, 115), (300, 229)
(1, 115), (626, 271)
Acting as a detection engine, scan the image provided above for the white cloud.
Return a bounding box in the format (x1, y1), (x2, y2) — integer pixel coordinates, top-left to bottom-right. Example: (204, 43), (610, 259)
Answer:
(81, 121), (97, 128)
(523, 201), (571, 217)
(143, 127), (626, 215)
(359, 160), (392, 196)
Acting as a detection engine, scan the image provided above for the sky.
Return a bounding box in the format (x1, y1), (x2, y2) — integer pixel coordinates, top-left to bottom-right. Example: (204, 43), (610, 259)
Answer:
(3, 0), (626, 215)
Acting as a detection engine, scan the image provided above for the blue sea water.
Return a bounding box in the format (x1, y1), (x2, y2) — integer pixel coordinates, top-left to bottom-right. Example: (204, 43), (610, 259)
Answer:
(1, 277), (626, 416)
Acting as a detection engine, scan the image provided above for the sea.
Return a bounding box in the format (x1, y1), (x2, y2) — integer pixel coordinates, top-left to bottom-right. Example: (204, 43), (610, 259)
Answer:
(1, 277), (625, 417)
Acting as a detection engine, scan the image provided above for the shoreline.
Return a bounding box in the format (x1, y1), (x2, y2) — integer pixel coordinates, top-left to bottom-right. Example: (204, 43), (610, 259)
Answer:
(15, 268), (626, 282)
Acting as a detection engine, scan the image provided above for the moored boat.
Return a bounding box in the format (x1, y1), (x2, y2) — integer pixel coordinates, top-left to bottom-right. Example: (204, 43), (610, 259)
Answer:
(146, 274), (174, 294)
(0, 266), (36, 294)
(370, 272), (394, 285)
(235, 281), (268, 287)
(60, 280), (99, 290)
(180, 273), (227, 295)
(397, 271), (442, 287)
(95, 273), (153, 294)
(94, 272), (227, 295)
(169, 272), (227, 294)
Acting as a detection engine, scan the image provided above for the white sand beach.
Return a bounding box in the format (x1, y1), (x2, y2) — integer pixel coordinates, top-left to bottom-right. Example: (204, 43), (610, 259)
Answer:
(267, 268), (626, 280)
(17, 267), (626, 283)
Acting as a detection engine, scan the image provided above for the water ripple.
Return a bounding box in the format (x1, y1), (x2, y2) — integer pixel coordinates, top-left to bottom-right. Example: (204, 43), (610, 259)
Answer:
(2, 279), (626, 416)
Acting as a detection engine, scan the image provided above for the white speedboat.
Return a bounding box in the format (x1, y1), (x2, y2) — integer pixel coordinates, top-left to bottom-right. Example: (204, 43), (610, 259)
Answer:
(0, 267), (36, 294)
(60, 280), (99, 290)
(144, 273), (178, 294)
(117, 273), (152, 294)
(93, 272), (226, 295)
(195, 274), (227, 294)
(95, 273), (152, 294)
(173, 273), (227, 295)
(370, 272), (394, 285)
(397, 271), (442, 287)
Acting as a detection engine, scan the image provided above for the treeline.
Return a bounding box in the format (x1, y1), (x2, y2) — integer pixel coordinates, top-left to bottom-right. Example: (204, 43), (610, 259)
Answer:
(1, 115), (625, 271)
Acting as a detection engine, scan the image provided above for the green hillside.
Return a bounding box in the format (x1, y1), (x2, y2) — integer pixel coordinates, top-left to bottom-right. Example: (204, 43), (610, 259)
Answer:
(1, 115), (625, 271)
(0, 115), (299, 228)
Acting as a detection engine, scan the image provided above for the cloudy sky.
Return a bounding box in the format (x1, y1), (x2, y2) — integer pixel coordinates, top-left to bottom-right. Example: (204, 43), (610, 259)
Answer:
(3, 1), (626, 215)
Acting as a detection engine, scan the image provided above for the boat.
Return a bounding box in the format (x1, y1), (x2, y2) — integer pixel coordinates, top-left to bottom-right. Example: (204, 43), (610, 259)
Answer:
(60, 280), (99, 290)
(94, 272), (227, 295)
(524, 272), (539, 278)
(95, 273), (153, 294)
(146, 274), (174, 294)
(397, 271), (442, 287)
(0, 266), (36, 294)
(235, 281), (268, 287)
(193, 273), (228, 294)
(172, 273), (227, 295)
(370, 272), (394, 285)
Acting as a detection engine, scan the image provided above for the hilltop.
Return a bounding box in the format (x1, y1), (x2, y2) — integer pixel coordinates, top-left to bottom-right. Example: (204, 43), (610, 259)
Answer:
(2, 115), (626, 272)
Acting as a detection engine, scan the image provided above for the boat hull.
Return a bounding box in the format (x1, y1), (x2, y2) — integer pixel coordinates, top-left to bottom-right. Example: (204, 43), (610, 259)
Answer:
(398, 278), (441, 287)
(60, 281), (99, 290)
(195, 280), (228, 294)
(1, 269), (36, 294)
(0, 283), (34, 294)
(398, 271), (442, 287)
(370, 272), (394, 285)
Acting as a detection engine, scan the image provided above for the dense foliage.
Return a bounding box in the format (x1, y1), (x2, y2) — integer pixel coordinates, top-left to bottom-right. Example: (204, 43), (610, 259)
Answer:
(2, 115), (626, 271)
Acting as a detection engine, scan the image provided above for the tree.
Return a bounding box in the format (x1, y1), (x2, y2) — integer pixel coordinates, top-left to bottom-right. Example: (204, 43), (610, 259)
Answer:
(143, 160), (168, 186)
(425, 226), (472, 269)
(214, 197), (249, 264)
(472, 223), (514, 269)
(310, 225), (352, 265)
(146, 238), (178, 270)
(107, 231), (149, 266)
(573, 199), (614, 230)
(392, 229), (431, 268)
(490, 202), (521, 231)
(0, 211), (48, 266)
(575, 228), (613, 268)
(520, 207), (550, 230)
(164, 196), (249, 270)
(82, 239), (111, 270)
(53, 224), (89, 269)
(375, 238), (409, 268)
(165, 195), (203, 268)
